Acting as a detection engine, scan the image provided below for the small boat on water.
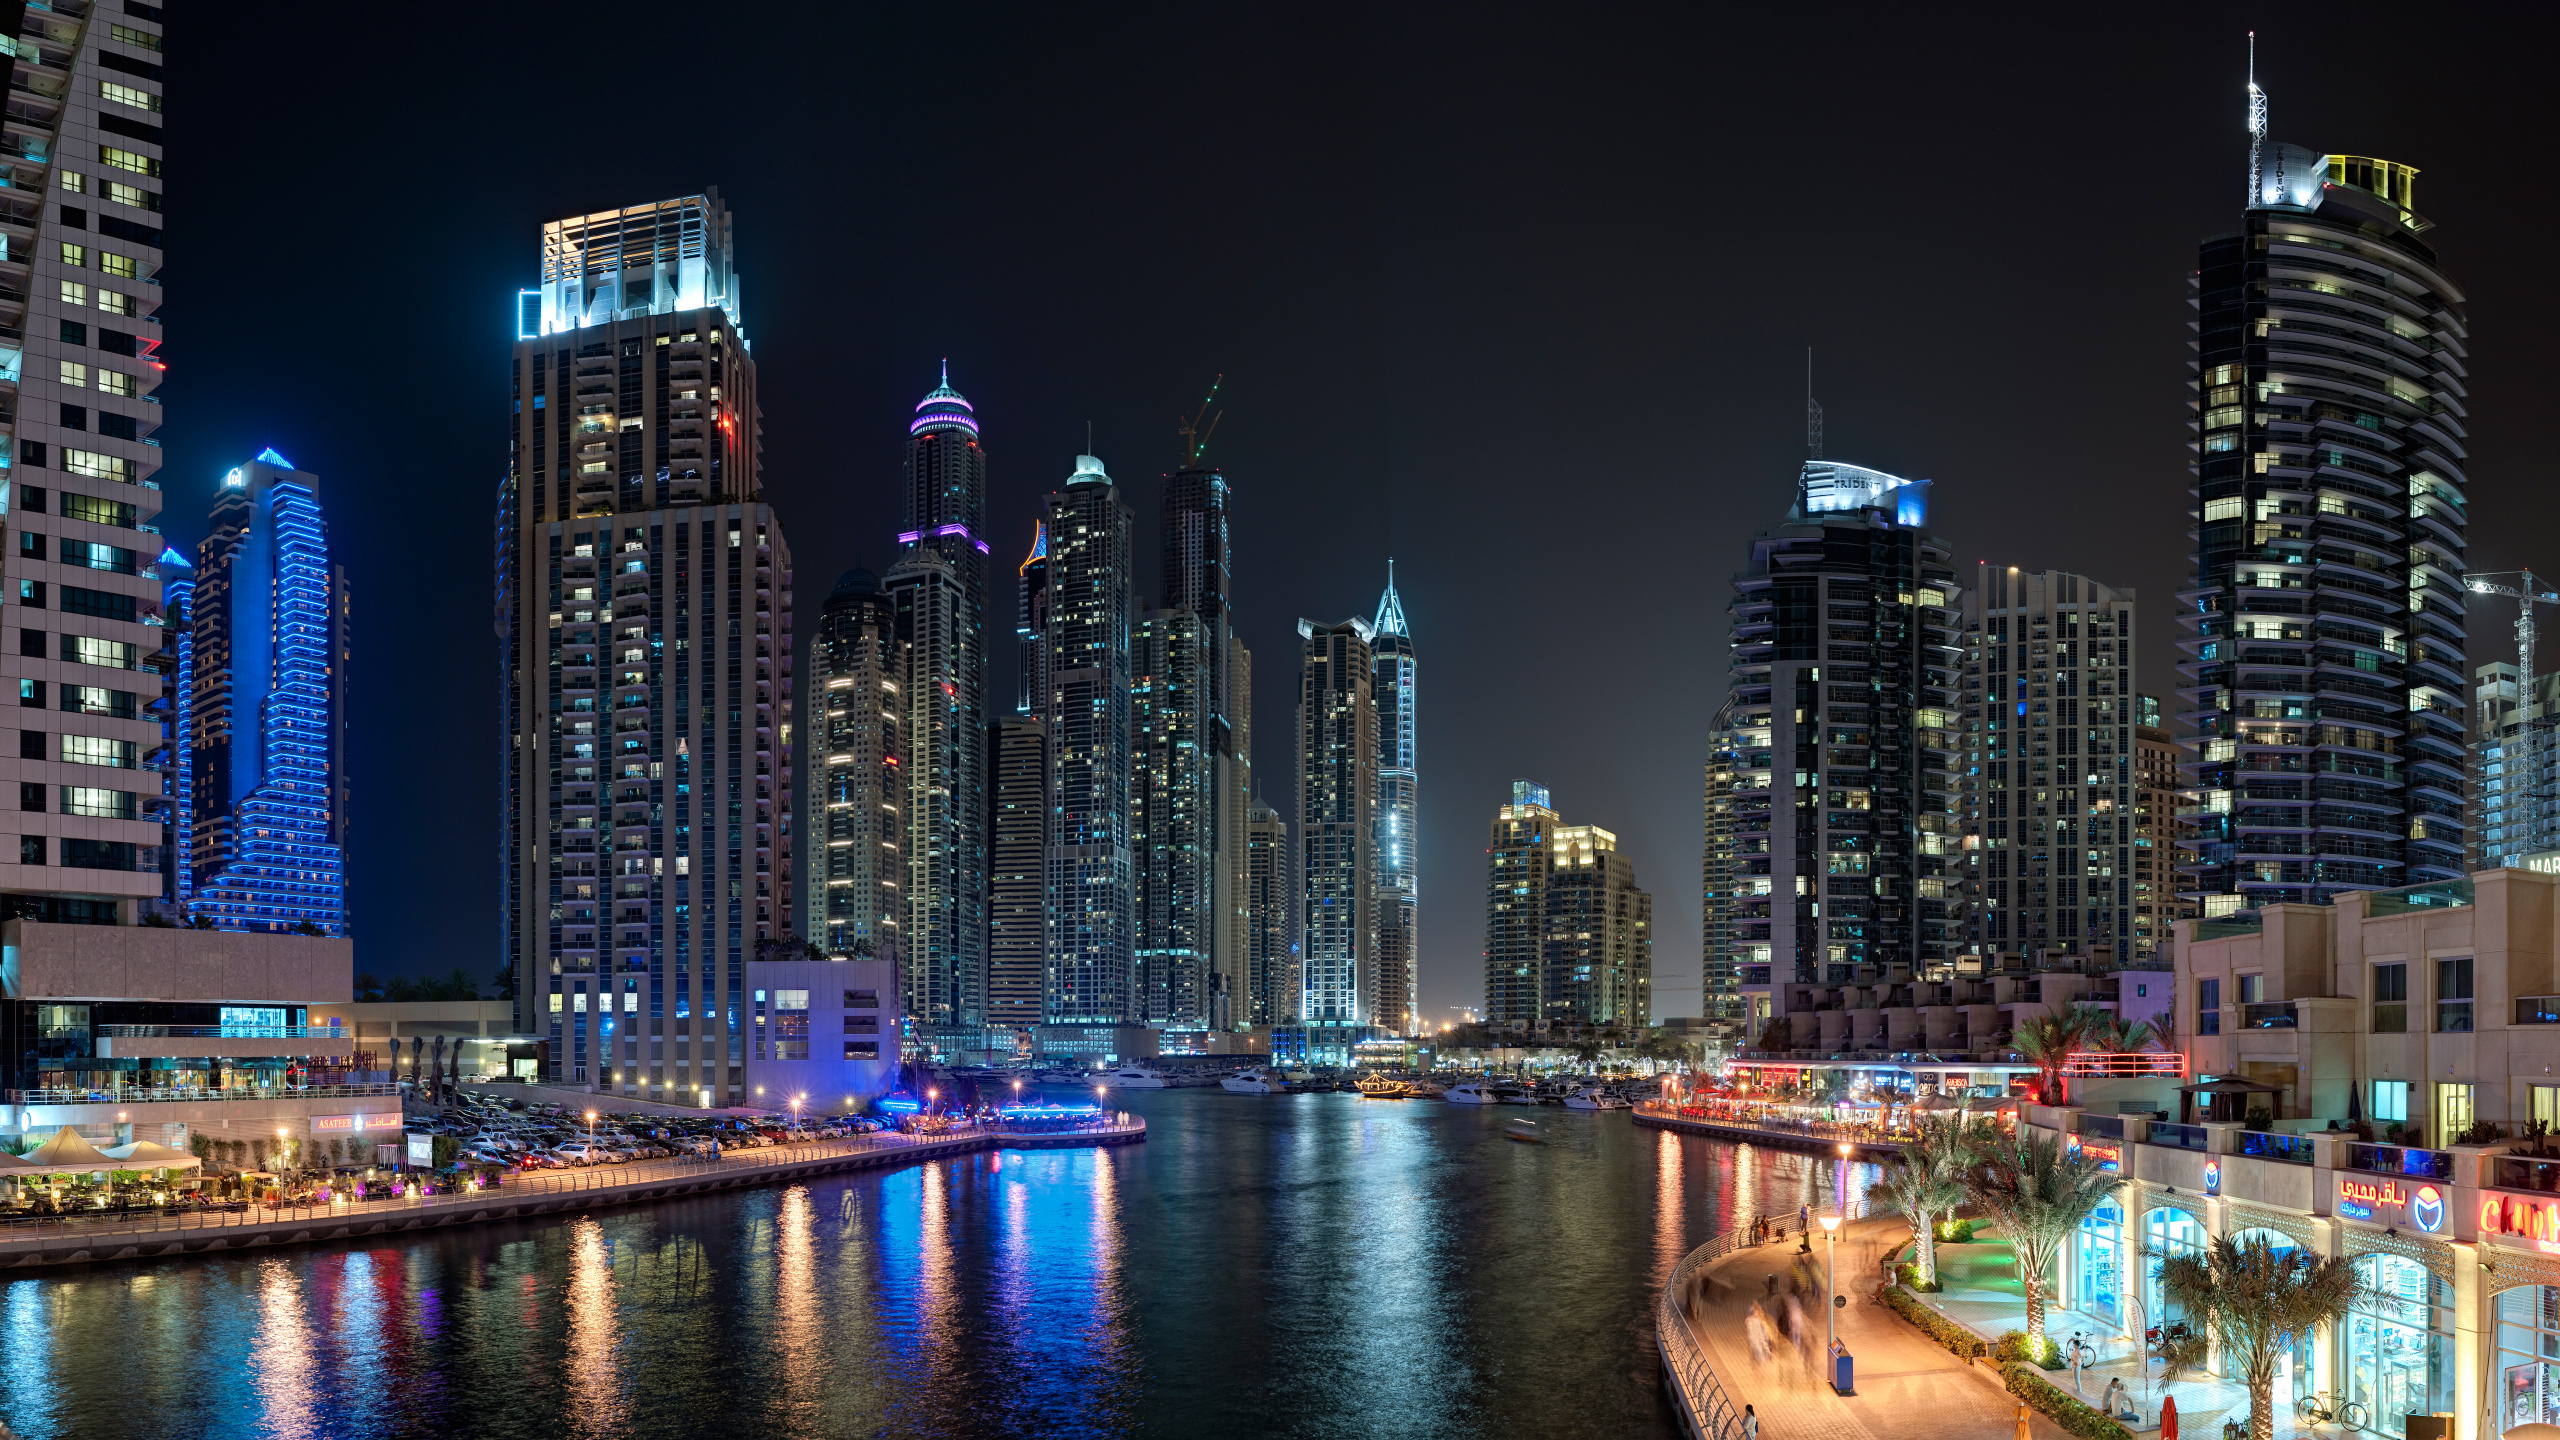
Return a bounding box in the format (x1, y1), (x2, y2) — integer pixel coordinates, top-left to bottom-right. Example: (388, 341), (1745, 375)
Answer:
(1563, 1088), (1631, 1111)
(1446, 1081), (1499, 1105)
(1496, 1085), (1541, 1106)
(1098, 1062), (1168, 1090)
(1356, 1076), (1409, 1099)
(1503, 1117), (1543, 1144)
(1405, 1078), (1446, 1098)
(1221, 1067), (1276, 1094)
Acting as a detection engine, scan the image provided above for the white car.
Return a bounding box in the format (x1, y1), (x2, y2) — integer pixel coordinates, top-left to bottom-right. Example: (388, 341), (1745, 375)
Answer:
(551, 1142), (606, 1166)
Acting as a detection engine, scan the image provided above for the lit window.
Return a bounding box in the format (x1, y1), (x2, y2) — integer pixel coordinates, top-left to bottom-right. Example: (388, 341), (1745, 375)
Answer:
(95, 291), (134, 318)
(58, 244), (84, 269)
(94, 370), (134, 398)
(56, 171), (83, 195)
(108, 23), (159, 50)
(99, 82), (159, 113)
(59, 734), (136, 769)
(62, 450), (131, 484)
(104, 182), (154, 212)
(57, 363), (86, 389)
(58, 282), (86, 308)
(98, 253), (136, 279)
(97, 146), (158, 178)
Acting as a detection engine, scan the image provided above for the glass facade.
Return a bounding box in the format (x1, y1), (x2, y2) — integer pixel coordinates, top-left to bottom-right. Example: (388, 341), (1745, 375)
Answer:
(2074, 1200), (2123, 1327)
(2345, 1254), (2452, 1429)
(2141, 1205), (2207, 1329)
(2497, 1284), (2560, 1432)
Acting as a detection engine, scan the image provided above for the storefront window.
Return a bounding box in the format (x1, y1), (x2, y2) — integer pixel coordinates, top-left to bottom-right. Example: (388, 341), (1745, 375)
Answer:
(2142, 1206), (2208, 1329)
(2347, 1255), (2452, 1431)
(2496, 1285), (2560, 1432)
(2077, 1201), (2122, 1327)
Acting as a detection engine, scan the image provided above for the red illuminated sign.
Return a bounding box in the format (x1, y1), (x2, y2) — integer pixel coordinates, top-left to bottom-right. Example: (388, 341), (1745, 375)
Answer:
(2081, 1141), (2122, 1170)
(2339, 1177), (2408, 1209)
(2484, 1195), (2560, 1254)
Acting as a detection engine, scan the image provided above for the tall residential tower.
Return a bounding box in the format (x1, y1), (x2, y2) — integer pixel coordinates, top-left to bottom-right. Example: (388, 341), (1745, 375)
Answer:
(1296, 616), (1376, 1056)
(1042, 454), (1135, 1029)
(1371, 567), (1417, 1036)
(801, 566), (901, 963)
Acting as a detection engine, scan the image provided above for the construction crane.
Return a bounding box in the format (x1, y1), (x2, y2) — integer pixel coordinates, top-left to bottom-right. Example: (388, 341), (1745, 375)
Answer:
(1177, 374), (1224, 466)
(2467, 570), (2560, 844)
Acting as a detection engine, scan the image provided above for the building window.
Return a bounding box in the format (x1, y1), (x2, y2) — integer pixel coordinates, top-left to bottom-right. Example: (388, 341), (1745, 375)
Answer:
(2347, 1256), (2452, 1425)
(2196, 977), (2220, 1036)
(58, 734), (135, 768)
(99, 82), (159, 114)
(97, 146), (158, 178)
(61, 450), (132, 484)
(2369, 1080), (2407, 1125)
(2436, 956), (2473, 1033)
(58, 362), (86, 389)
(2435, 1083), (2474, 1143)
(59, 838), (134, 871)
(58, 282), (84, 308)
(844, 1041), (878, 1059)
(58, 787), (134, 820)
(57, 244), (82, 269)
(2236, 973), (2263, 1004)
(95, 369), (134, 398)
(2371, 962), (2407, 1033)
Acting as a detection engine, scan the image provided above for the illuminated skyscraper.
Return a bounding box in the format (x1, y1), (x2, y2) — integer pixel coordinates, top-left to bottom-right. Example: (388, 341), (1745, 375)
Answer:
(988, 714), (1048, 1033)
(886, 368), (992, 1055)
(172, 455), (349, 935)
(1245, 795), (1295, 1024)
(801, 567), (901, 963)
(1371, 566), (1417, 1035)
(1956, 568), (2138, 961)
(0, 5), (168, 925)
(1296, 616), (1376, 1052)
(1485, 780), (1556, 1029)
(1723, 460), (1960, 1043)
(499, 192), (796, 1101)
(2178, 110), (2469, 911)
(1042, 454), (1135, 1026)
(1544, 823), (1651, 1030)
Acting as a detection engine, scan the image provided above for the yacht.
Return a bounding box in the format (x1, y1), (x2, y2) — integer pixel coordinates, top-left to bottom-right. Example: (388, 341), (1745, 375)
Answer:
(1563, 1088), (1631, 1111)
(1446, 1081), (1499, 1105)
(1405, 1077), (1446, 1099)
(1220, 1067), (1277, 1095)
(1098, 1062), (1169, 1090)
(1356, 1075), (1409, 1099)
(1497, 1084), (1542, 1106)
(1036, 1069), (1088, 1085)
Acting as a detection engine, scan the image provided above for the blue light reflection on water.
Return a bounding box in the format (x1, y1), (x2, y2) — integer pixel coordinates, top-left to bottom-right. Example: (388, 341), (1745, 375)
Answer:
(0, 1094), (1876, 1440)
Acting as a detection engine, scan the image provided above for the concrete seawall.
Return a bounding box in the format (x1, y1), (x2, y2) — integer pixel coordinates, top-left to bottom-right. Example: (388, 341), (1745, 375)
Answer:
(0, 1122), (1144, 1271)
(1631, 1108), (1902, 1159)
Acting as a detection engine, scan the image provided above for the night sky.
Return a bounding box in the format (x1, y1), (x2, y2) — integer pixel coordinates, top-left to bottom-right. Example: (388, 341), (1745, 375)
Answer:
(169, 6), (2560, 1017)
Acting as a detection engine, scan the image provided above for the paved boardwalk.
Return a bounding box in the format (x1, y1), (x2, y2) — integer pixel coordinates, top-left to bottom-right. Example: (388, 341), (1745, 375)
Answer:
(1673, 1216), (2069, 1440)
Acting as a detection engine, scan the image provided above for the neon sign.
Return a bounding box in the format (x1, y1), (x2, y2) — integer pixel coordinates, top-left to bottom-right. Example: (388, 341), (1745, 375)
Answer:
(2409, 1185), (2444, 1234)
(2081, 1141), (2122, 1172)
(2338, 1176), (2406, 1221)
(2482, 1194), (2560, 1253)
(2202, 1158), (2221, 1196)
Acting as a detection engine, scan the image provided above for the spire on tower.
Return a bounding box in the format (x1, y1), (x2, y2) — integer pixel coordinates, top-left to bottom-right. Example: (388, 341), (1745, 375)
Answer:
(1806, 347), (1823, 461)
(1374, 559), (1408, 637)
(2247, 32), (2268, 207)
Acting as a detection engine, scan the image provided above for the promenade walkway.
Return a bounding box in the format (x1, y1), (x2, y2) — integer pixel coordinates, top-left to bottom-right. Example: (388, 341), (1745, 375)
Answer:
(1669, 1215), (2068, 1440)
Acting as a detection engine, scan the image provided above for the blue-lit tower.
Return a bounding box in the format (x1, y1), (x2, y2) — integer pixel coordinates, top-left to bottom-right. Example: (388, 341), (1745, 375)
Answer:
(1371, 565), (1417, 1035)
(157, 545), (194, 915)
(180, 453), (349, 935)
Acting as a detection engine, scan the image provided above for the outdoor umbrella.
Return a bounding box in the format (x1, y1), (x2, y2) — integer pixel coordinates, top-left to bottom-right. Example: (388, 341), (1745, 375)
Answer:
(100, 1140), (202, 1171)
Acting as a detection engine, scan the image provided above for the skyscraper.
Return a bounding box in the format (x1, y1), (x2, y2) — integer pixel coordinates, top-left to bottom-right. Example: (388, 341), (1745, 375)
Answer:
(2471, 663), (2560, 871)
(987, 714), (1048, 1034)
(1544, 823), (1652, 1031)
(1042, 454), (1135, 1028)
(1245, 795), (1296, 1025)
(1371, 567), (1418, 1036)
(802, 567), (901, 963)
(2178, 110), (2470, 912)
(0, 5), (167, 926)
(499, 192), (795, 1101)
(1957, 568), (2138, 962)
(1723, 460), (1959, 1043)
(1699, 696), (1745, 1024)
(2131, 694), (2192, 965)
(171, 455), (349, 935)
(886, 369), (991, 1055)
(1296, 616), (1376, 1054)
(1485, 780), (1555, 1030)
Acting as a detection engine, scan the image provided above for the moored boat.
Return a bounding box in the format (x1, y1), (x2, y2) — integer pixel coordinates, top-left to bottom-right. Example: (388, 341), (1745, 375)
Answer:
(1220, 1067), (1276, 1094)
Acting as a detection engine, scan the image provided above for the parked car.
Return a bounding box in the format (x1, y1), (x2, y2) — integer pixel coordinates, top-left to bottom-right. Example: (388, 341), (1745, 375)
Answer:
(550, 1143), (606, 1166)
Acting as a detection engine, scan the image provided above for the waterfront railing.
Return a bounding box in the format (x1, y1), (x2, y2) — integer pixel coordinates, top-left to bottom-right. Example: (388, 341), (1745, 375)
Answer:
(0, 1116), (1147, 1244)
(1657, 1199), (1872, 1440)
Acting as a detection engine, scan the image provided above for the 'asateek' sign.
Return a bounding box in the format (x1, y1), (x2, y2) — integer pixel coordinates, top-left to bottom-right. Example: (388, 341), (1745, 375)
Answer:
(2337, 1175), (2446, 1232)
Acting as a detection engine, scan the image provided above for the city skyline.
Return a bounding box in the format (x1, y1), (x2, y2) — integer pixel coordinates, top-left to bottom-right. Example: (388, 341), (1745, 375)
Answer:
(168, 11), (2560, 1026)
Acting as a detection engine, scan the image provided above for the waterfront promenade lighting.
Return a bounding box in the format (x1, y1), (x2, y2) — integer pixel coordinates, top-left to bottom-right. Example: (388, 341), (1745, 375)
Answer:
(1819, 1210), (1842, 1377)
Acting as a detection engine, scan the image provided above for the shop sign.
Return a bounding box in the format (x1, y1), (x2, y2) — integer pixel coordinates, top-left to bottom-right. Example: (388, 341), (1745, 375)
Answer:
(2338, 1176), (2406, 1221)
(407, 1133), (433, 1168)
(2483, 1193), (2560, 1252)
(2080, 1140), (2122, 1172)
(311, 1113), (392, 1134)
(2203, 1158), (2221, 1196)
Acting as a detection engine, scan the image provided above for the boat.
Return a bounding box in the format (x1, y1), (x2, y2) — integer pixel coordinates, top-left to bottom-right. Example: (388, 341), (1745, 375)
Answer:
(1098, 1062), (1168, 1090)
(1036, 1069), (1088, 1085)
(1496, 1084), (1541, 1106)
(1405, 1078), (1446, 1098)
(1503, 1117), (1543, 1143)
(1220, 1067), (1276, 1095)
(1446, 1082), (1499, 1105)
(1356, 1075), (1409, 1099)
(1563, 1088), (1631, 1111)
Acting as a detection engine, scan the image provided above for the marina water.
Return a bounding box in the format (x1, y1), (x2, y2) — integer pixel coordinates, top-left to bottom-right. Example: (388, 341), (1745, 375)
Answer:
(0, 1090), (1876, 1439)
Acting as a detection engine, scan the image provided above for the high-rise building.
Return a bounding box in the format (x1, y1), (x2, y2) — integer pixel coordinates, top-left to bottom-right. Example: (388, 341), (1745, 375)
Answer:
(886, 369), (991, 1056)
(2178, 117), (2470, 912)
(987, 714), (1047, 1034)
(499, 192), (795, 1101)
(1143, 455), (1253, 1036)
(1016, 520), (1049, 715)
(1699, 696), (1745, 1023)
(0, 5), (167, 926)
(1042, 454), (1135, 1027)
(1296, 616), (1376, 1048)
(169, 456), (349, 935)
(2471, 662), (2560, 872)
(1956, 568), (2138, 962)
(1371, 567), (1417, 1037)
(2132, 693), (2192, 965)
(1544, 823), (1652, 1030)
(1723, 460), (1959, 1043)
(1245, 795), (1295, 1025)
(801, 567), (901, 963)
(1484, 780), (1555, 1029)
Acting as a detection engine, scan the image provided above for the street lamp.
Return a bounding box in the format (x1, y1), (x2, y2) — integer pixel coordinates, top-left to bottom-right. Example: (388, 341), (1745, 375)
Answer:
(1819, 1210), (1843, 1385)
(790, 1094), (803, 1137)
(585, 1110), (596, 1148)
(277, 1126), (290, 1177)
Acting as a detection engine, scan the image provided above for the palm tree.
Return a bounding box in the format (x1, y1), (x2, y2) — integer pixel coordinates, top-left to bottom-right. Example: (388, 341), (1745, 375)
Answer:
(2084, 1008), (2157, 1054)
(2155, 1235), (2361, 1440)
(1958, 1126), (2119, 1351)
(1880, 1119), (1969, 1288)
(2012, 1002), (2108, 1105)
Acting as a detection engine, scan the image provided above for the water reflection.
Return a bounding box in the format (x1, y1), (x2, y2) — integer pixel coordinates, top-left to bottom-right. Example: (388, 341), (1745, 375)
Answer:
(0, 1094), (1887, 1440)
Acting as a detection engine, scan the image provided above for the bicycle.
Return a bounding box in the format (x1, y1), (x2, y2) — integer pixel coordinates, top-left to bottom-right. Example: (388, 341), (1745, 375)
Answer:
(2296, 1391), (2366, 1430)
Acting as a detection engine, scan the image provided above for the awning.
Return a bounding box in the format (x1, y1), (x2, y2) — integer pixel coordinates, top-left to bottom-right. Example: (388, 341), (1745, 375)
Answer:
(101, 1140), (201, 1171)
(2178, 1078), (2285, 1095)
(15, 1125), (127, 1177)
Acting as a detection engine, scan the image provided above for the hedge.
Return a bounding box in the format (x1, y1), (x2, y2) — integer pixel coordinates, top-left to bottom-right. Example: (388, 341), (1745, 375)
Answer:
(2003, 1361), (2133, 1440)
(1996, 1329), (2065, 1369)
(1882, 1285), (1987, 1360)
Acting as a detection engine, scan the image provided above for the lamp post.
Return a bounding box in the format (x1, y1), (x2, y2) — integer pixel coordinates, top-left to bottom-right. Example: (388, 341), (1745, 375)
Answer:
(790, 1094), (802, 1138)
(1819, 1210), (1843, 1378)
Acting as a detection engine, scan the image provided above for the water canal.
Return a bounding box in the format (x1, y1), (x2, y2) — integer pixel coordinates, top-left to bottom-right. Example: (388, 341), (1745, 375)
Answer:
(0, 1090), (1878, 1439)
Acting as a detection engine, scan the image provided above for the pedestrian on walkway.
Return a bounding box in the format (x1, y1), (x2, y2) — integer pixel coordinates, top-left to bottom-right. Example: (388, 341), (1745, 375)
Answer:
(1742, 1404), (1759, 1440)
(1765, 1272), (1779, 1301)
(2070, 1332), (2086, 1394)
(1745, 1303), (1773, 1365)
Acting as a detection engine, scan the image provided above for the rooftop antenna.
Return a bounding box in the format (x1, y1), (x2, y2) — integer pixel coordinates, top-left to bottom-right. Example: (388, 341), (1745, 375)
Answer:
(1086, 420), (1093, 455)
(2246, 32), (2267, 207)
(1805, 347), (1823, 461)
(1177, 373), (1225, 466)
